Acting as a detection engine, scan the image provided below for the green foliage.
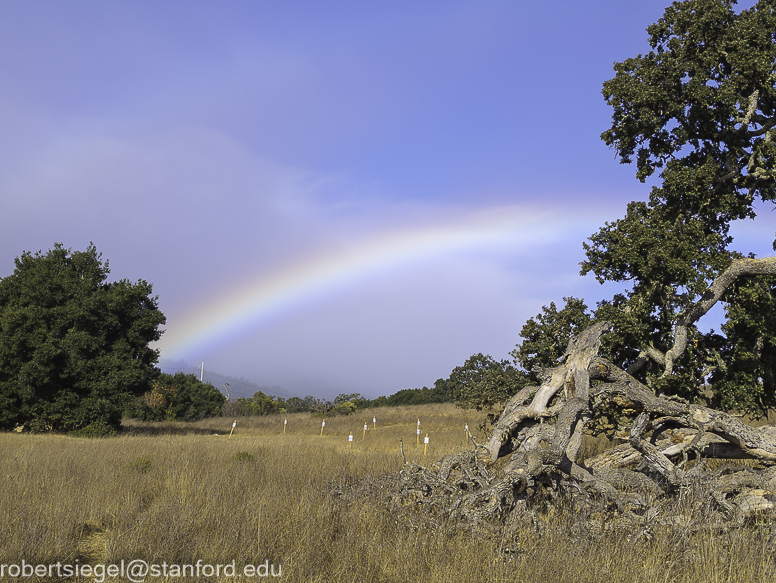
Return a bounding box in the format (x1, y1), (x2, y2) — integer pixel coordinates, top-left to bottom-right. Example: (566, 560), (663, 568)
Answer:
(711, 275), (776, 410)
(331, 401), (358, 416)
(451, 353), (528, 413)
(222, 397), (256, 417)
(370, 395), (390, 407)
(126, 456), (153, 474)
(369, 379), (456, 408)
(233, 451), (255, 463)
(68, 418), (119, 438)
(250, 391), (285, 416)
(600, 0), (775, 192)
(0, 243), (165, 433)
(127, 372), (225, 422)
(334, 393), (371, 409)
(511, 297), (594, 378)
(284, 395), (317, 413)
(581, 0), (776, 412)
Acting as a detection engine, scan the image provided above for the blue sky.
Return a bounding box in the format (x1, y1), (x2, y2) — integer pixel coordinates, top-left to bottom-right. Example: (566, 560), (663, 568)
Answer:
(1, 1), (770, 399)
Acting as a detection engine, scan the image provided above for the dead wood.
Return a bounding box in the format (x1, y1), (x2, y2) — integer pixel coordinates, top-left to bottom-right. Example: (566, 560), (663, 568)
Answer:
(339, 321), (776, 543)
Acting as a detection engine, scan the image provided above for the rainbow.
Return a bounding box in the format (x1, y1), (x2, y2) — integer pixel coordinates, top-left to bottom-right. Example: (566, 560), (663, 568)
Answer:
(158, 204), (583, 360)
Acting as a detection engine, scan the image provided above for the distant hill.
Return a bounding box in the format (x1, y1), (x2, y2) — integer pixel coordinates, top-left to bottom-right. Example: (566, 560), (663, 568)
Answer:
(156, 359), (291, 400)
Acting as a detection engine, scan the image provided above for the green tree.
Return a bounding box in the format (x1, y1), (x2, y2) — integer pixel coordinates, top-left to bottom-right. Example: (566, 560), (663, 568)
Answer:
(582, 0), (776, 411)
(222, 397), (256, 417)
(0, 243), (165, 433)
(128, 372), (225, 422)
(333, 393), (371, 409)
(284, 396), (310, 413)
(250, 391), (285, 415)
(450, 353), (527, 413)
(331, 400), (358, 416)
(378, 383), (455, 407)
(511, 297), (593, 380)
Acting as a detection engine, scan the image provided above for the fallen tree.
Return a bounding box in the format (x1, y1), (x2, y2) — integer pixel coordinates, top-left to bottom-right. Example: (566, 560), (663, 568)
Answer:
(334, 317), (776, 544)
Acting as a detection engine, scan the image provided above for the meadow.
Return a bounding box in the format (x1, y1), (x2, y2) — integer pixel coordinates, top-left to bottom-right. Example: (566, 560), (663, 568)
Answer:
(1, 403), (775, 582)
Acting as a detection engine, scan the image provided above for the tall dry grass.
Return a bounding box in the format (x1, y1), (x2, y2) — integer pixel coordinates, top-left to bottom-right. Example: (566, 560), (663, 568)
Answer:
(1, 403), (774, 582)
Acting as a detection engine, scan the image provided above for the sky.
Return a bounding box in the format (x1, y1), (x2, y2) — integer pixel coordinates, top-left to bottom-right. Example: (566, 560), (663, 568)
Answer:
(1, 1), (771, 400)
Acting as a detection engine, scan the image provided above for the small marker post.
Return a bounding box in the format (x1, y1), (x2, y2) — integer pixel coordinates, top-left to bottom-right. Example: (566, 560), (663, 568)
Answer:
(320, 420), (326, 437)
(229, 420), (237, 438)
(284, 418), (287, 433)
(416, 426), (421, 445)
(363, 424), (367, 440)
(424, 433), (429, 456)
(348, 432), (353, 449)
(373, 416), (376, 430)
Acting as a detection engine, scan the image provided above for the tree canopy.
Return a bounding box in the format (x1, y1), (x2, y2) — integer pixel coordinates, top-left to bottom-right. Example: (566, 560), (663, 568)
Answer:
(127, 372), (225, 422)
(580, 0), (776, 411)
(0, 243), (166, 433)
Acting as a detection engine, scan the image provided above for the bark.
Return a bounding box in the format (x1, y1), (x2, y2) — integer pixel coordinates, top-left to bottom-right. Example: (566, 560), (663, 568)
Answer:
(341, 321), (776, 542)
(660, 256), (776, 377)
(485, 321), (611, 462)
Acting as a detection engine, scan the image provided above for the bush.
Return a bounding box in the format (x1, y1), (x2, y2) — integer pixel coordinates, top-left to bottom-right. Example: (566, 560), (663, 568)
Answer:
(126, 456), (153, 473)
(250, 391), (285, 415)
(222, 398), (255, 417)
(331, 401), (357, 416)
(67, 419), (118, 438)
(233, 451), (255, 463)
(127, 372), (225, 422)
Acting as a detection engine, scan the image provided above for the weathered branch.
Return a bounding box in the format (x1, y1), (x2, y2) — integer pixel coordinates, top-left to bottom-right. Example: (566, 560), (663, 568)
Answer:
(662, 256), (776, 377)
(485, 321), (611, 461)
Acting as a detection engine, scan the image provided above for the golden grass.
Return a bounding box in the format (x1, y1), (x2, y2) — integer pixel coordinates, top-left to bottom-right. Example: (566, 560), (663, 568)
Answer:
(1, 403), (774, 582)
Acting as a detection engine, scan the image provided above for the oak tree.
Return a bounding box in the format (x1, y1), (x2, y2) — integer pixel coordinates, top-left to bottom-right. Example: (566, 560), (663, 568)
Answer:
(0, 244), (166, 433)
(582, 0), (776, 410)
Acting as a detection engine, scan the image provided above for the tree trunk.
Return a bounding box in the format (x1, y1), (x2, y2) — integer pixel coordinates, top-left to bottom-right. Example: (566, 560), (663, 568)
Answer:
(345, 321), (776, 539)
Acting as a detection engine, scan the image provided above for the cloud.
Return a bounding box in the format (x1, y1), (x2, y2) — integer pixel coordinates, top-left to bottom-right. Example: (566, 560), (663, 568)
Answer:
(0, 1), (677, 398)
(0, 95), (625, 398)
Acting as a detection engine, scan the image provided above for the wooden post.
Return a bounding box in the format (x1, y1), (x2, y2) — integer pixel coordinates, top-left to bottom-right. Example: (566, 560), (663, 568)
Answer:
(348, 433), (353, 449)
(229, 420), (236, 438)
(284, 418), (287, 433)
(363, 424), (367, 440)
(424, 433), (429, 456)
(373, 416), (376, 430)
(416, 426), (420, 445)
(320, 420), (325, 437)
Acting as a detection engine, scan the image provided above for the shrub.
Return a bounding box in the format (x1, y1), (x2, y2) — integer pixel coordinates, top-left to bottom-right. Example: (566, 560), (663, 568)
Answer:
(331, 401), (357, 416)
(68, 419), (118, 438)
(250, 391), (285, 415)
(127, 372), (225, 422)
(233, 451), (255, 463)
(126, 456), (153, 473)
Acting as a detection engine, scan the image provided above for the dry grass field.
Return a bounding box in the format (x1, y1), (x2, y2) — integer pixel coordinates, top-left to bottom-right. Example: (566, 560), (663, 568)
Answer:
(1, 403), (775, 582)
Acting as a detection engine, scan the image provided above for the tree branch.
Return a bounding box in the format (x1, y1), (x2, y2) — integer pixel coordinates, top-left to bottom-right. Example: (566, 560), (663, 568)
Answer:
(662, 256), (776, 377)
